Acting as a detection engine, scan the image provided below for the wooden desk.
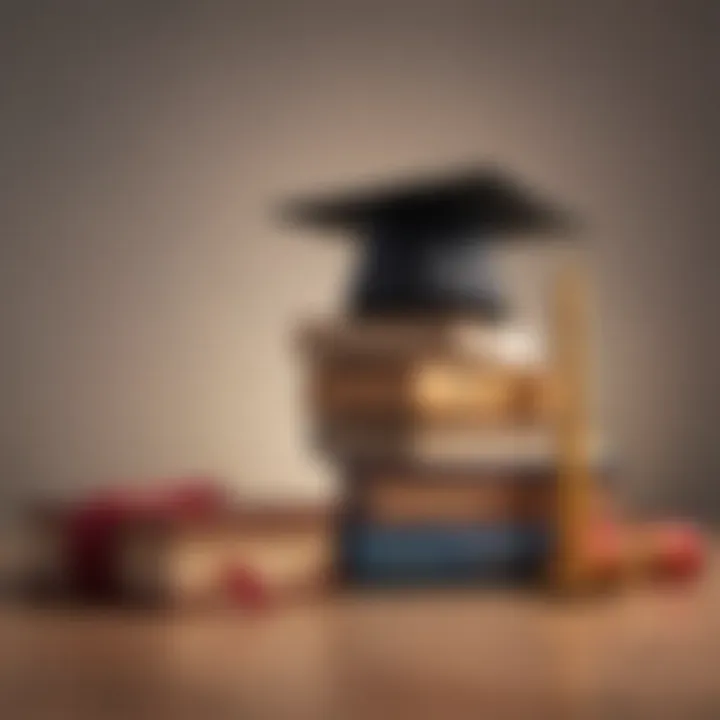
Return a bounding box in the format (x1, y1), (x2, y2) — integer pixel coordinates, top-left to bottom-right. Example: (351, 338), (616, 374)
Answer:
(1, 547), (718, 719)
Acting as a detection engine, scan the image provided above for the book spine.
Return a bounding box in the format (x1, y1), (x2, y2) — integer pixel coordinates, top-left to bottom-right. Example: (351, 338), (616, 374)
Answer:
(296, 319), (462, 359)
(307, 359), (552, 427)
(315, 424), (613, 471)
(340, 523), (550, 585)
(357, 481), (553, 525)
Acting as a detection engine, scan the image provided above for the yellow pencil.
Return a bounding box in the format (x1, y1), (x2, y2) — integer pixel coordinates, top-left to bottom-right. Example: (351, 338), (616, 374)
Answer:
(550, 262), (594, 595)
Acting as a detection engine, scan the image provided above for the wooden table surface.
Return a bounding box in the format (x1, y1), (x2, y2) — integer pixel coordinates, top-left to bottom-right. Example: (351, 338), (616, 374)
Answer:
(1, 554), (719, 720)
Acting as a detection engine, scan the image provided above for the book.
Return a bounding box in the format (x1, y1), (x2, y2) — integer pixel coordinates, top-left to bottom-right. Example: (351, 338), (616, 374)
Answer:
(119, 505), (335, 609)
(344, 461), (611, 525)
(356, 477), (554, 525)
(340, 523), (550, 586)
(306, 355), (555, 427)
(297, 318), (545, 367)
(316, 424), (613, 470)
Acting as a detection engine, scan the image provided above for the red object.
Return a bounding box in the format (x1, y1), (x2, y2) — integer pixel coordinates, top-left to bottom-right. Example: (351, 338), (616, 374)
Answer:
(223, 564), (271, 611)
(66, 492), (129, 601)
(64, 476), (227, 602)
(650, 523), (705, 582)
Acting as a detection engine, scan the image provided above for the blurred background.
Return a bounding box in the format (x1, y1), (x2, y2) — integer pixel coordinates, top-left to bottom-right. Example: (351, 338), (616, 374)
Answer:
(1, 0), (718, 526)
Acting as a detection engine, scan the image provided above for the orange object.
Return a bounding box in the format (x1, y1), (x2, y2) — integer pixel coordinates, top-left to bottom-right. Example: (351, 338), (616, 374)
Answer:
(584, 520), (625, 585)
(551, 263), (595, 594)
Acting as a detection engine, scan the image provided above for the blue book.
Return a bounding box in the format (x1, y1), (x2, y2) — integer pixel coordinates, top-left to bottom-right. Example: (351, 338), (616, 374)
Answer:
(340, 523), (551, 586)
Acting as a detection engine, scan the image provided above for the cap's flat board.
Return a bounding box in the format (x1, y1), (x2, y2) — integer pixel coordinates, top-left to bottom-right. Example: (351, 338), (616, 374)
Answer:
(283, 167), (575, 238)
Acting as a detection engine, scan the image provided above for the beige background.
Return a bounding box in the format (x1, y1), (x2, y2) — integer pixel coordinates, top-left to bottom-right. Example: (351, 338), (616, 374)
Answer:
(1, 1), (718, 521)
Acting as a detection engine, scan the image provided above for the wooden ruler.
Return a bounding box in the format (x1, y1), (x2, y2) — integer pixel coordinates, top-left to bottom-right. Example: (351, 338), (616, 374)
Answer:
(550, 262), (595, 594)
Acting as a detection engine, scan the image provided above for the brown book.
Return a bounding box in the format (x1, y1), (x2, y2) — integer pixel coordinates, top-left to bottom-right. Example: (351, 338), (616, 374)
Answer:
(118, 505), (336, 610)
(306, 355), (555, 427)
(296, 318), (545, 366)
(360, 479), (551, 524)
(348, 466), (610, 526)
(316, 424), (612, 471)
(297, 317), (488, 361)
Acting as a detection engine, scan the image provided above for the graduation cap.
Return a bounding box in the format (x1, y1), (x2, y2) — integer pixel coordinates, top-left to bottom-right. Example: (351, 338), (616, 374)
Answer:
(283, 166), (575, 320)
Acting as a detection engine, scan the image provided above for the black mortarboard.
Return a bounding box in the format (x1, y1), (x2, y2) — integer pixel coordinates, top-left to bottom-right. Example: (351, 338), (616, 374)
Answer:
(283, 166), (575, 320)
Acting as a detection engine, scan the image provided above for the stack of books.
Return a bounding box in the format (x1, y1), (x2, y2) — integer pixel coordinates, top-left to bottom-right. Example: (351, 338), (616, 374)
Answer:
(287, 166), (609, 588)
(298, 318), (610, 587)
